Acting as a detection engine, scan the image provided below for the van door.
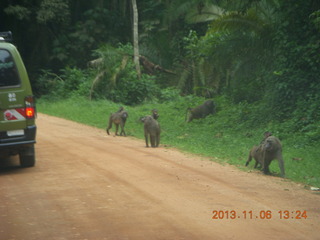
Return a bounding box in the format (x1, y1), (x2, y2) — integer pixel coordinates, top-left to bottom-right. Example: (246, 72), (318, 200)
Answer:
(0, 48), (27, 134)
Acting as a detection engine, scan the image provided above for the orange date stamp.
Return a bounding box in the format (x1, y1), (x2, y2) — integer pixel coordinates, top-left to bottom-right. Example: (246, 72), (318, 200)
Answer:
(212, 210), (308, 220)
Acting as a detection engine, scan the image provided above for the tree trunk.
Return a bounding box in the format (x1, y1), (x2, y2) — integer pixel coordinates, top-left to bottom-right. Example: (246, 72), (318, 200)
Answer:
(132, 0), (141, 78)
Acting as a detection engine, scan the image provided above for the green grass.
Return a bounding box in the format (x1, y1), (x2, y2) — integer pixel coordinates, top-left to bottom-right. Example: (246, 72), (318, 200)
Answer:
(37, 96), (320, 187)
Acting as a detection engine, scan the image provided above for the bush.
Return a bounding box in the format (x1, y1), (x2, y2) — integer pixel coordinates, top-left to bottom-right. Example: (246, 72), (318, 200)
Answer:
(158, 87), (182, 102)
(34, 68), (92, 99)
(89, 44), (161, 105)
(107, 71), (161, 105)
(61, 67), (93, 98)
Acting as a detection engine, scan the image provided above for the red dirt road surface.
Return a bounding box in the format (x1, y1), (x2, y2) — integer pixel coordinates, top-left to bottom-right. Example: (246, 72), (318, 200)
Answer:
(1, 113), (319, 240)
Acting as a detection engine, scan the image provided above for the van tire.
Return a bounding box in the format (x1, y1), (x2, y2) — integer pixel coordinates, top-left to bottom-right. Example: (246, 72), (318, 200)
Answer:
(19, 145), (36, 167)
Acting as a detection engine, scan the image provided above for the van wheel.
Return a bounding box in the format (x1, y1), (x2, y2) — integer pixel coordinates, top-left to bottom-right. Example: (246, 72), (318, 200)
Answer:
(19, 145), (36, 167)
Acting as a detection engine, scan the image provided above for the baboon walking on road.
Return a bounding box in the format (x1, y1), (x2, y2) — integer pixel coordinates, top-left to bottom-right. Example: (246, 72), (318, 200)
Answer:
(106, 107), (128, 136)
(140, 109), (160, 147)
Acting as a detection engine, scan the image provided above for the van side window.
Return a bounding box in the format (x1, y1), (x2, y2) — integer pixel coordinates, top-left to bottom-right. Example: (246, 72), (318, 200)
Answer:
(0, 49), (20, 87)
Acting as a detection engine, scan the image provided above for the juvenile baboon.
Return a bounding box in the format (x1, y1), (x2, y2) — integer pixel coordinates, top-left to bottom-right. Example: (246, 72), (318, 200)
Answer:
(106, 107), (128, 136)
(151, 109), (159, 120)
(139, 109), (159, 122)
(260, 131), (272, 143)
(140, 110), (160, 147)
(246, 136), (285, 178)
(246, 145), (263, 169)
(246, 131), (273, 168)
(186, 99), (215, 122)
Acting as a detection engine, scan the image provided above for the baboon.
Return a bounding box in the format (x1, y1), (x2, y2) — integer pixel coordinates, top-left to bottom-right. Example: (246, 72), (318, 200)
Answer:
(140, 110), (160, 147)
(151, 109), (159, 120)
(186, 100), (216, 122)
(246, 131), (273, 168)
(262, 136), (285, 177)
(246, 145), (263, 169)
(106, 107), (128, 136)
(246, 136), (285, 178)
(260, 131), (272, 143)
(139, 109), (159, 122)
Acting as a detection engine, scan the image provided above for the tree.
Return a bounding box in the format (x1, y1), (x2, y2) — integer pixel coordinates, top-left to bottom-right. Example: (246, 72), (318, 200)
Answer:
(132, 0), (141, 78)
(265, 0), (320, 123)
(164, 0), (279, 100)
(2, 0), (71, 74)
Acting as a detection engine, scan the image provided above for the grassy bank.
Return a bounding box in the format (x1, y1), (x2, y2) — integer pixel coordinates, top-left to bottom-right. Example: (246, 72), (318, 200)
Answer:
(37, 96), (320, 188)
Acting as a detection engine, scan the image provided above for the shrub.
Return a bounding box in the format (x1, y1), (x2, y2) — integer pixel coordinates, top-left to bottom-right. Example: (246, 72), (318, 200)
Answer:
(89, 44), (161, 105)
(35, 68), (92, 99)
(107, 70), (161, 105)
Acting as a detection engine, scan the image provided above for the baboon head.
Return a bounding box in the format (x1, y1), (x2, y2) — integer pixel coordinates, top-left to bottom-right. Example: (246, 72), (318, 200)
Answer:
(121, 111), (128, 120)
(264, 139), (275, 152)
(139, 116), (146, 123)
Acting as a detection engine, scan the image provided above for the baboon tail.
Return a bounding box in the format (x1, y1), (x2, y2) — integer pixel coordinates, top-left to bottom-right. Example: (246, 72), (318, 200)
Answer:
(106, 117), (113, 135)
(245, 154), (252, 166)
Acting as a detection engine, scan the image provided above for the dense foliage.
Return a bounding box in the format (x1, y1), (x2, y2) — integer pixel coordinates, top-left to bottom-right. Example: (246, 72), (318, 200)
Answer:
(1, 0), (319, 137)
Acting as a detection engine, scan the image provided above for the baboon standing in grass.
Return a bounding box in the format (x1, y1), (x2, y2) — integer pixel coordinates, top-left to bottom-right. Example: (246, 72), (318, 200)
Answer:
(106, 107), (128, 136)
(186, 99), (215, 122)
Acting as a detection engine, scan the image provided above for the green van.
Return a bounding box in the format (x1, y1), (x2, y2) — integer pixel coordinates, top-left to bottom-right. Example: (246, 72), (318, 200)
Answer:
(0, 32), (36, 167)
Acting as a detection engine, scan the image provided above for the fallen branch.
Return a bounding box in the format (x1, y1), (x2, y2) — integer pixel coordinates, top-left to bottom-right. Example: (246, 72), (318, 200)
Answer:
(139, 56), (176, 75)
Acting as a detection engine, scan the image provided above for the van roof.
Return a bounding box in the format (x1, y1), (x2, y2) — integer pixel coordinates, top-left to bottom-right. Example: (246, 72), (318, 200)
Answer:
(0, 31), (13, 42)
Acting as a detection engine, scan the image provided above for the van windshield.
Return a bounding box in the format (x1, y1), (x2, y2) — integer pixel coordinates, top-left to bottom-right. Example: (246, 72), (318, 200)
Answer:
(0, 49), (20, 87)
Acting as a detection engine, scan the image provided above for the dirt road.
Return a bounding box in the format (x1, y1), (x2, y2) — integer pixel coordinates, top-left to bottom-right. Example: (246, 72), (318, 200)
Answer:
(1, 113), (319, 240)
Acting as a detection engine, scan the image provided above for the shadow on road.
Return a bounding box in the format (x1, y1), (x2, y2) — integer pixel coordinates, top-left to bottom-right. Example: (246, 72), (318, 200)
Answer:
(0, 156), (25, 174)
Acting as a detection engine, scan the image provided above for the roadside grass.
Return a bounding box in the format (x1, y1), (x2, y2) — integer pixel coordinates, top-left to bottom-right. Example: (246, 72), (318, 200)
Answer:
(37, 96), (320, 188)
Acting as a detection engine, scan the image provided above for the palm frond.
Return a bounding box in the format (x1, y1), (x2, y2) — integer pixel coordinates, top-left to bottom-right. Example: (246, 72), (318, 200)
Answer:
(89, 44), (133, 99)
(110, 55), (129, 85)
(185, 4), (225, 23)
(209, 10), (267, 34)
(89, 71), (106, 100)
(178, 64), (192, 92)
